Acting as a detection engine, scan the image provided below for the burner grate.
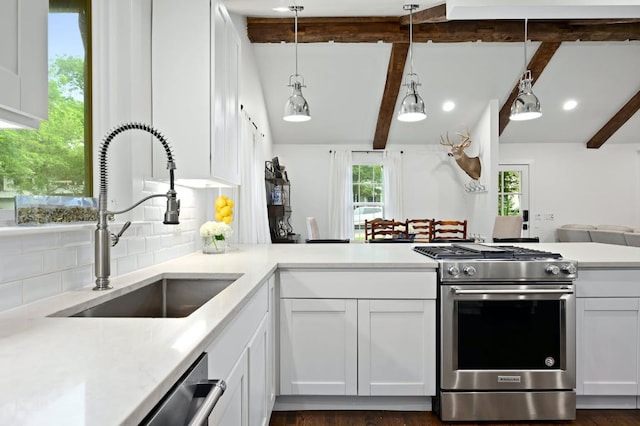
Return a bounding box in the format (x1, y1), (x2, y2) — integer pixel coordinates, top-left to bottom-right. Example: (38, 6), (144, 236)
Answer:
(413, 244), (562, 260)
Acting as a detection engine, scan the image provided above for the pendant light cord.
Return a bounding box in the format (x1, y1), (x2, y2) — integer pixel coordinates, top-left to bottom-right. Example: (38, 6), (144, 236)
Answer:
(409, 7), (414, 75)
(523, 19), (528, 73)
(294, 8), (299, 76)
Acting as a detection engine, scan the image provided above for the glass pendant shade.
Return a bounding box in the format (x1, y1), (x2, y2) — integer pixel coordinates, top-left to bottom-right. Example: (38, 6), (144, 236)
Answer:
(283, 80), (311, 122)
(398, 80), (427, 122)
(510, 72), (542, 121)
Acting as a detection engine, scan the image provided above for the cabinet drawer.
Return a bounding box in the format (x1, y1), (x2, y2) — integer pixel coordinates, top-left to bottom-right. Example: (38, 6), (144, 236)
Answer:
(279, 269), (436, 299)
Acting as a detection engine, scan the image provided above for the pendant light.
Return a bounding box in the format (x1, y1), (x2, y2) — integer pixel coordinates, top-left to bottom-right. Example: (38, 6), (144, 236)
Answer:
(283, 5), (311, 122)
(510, 19), (542, 121)
(398, 4), (426, 123)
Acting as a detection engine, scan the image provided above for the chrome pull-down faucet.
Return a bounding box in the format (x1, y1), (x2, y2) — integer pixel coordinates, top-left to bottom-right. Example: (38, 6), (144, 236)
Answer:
(94, 122), (180, 291)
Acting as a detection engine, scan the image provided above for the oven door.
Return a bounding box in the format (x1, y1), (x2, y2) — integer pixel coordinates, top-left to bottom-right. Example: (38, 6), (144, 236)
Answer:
(441, 283), (575, 391)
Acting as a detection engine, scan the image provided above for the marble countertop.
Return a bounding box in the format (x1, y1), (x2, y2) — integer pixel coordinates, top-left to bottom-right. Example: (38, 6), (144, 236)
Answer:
(0, 242), (638, 425)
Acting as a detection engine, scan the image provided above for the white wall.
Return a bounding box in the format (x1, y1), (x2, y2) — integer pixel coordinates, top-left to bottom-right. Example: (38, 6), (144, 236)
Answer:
(500, 142), (640, 241)
(276, 103), (640, 243)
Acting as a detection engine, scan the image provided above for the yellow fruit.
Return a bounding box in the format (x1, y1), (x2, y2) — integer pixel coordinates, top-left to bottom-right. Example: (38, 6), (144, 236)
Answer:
(215, 197), (226, 209)
(220, 206), (232, 217)
(223, 216), (232, 224)
(215, 213), (223, 221)
(226, 200), (234, 208)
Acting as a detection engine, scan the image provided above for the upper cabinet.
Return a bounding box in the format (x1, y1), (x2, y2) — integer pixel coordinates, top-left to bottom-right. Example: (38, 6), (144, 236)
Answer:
(152, 0), (240, 186)
(0, 0), (48, 129)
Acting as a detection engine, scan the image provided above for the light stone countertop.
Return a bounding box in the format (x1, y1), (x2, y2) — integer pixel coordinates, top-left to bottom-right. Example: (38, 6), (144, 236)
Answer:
(0, 242), (637, 425)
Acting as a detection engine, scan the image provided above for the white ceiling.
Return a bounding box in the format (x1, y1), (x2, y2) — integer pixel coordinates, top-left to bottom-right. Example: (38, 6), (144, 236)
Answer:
(225, 0), (640, 147)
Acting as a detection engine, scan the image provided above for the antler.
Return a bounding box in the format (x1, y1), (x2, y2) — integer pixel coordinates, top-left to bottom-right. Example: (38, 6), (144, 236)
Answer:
(456, 126), (472, 148)
(439, 132), (454, 147)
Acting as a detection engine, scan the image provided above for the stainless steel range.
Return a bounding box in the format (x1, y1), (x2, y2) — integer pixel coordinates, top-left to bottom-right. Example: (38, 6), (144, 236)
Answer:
(414, 243), (578, 422)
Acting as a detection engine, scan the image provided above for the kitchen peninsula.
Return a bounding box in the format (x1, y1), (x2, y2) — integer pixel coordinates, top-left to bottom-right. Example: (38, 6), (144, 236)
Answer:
(0, 242), (639, 425)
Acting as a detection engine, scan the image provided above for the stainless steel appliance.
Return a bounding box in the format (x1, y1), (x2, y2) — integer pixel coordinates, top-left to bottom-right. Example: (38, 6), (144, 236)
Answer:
(413, 243), (577, 422)
(141, 353), (226, 426)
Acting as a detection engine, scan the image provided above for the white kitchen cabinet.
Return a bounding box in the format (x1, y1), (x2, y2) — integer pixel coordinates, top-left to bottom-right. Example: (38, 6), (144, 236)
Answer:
(358, 299), (436, 396)
(209, 349), (249, 425)
(278, 269), (437, 398)
(280, 298), (358, 395)
(151, 0), (240, 186)
(267, 276), (277, 410)
(576, 297), (640, 396)
(206, 278), (274, 424)
(0, 0), (48, 129)
(248, 314), (270, 426)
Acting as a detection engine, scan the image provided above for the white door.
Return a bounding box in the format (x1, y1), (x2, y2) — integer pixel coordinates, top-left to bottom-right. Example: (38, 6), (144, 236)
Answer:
(280, 298), (358, 395)
(576, 298), (640, 395)
(498, 164), (530, 236)
(357, 299), (436, 396)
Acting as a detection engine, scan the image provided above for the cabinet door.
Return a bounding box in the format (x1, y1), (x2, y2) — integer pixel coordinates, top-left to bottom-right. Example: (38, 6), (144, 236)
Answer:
(211, 0), (240, 185)
(576, 298), (640, 395)
(248, 314), (269, 426)
(209, 348), (249, 426)
(0, 0), (47, 129)
(358, 300), (436, 396)
(267, 277), (277, 409)
(280, 298), (358, 395)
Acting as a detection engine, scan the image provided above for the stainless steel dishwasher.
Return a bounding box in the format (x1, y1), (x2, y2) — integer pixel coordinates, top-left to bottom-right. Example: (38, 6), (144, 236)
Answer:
(141, 353), (226, 426)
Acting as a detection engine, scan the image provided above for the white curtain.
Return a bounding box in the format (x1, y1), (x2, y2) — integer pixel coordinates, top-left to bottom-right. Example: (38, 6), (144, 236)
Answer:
(328, 150), (353, 239)
(237, 111), (271, 244)
(383, 151), (404, 221)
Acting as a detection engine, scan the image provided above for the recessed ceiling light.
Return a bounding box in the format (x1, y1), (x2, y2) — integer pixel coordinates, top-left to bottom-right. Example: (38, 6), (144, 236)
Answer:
(272, 6), (290, 12)
(442, 101), (455, 112)
(563, 99), (578, 111)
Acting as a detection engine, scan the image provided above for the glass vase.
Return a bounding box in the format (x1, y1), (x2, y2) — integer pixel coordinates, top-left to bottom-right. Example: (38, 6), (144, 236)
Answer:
(202, 236), (226, 254)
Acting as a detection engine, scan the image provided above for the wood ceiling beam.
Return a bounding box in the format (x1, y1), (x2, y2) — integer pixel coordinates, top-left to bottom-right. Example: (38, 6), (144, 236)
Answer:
(399, 4), (447, 25)
(498, 41), (562, 135)
(373, 43), (409, 150)
(247, 18), (640, 44)
(586, 90), (640, 149)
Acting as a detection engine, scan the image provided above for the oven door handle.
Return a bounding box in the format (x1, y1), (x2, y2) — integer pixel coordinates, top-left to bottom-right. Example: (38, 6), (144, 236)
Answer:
(451, 287), (574, 295)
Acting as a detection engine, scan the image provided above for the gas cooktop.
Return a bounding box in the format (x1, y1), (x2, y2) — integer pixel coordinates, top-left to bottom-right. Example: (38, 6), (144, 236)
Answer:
(413, 243), (563, 260)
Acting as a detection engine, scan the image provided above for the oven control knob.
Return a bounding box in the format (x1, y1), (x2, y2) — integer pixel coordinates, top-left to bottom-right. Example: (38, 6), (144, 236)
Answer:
(463, 265), (477, 276)
(561, 263), (577, 275)
(447, 266), (460, 276)
(545, 264), (560, 275)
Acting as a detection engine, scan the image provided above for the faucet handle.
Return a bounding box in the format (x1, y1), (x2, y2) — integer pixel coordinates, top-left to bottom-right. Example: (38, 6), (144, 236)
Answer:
(111, 221), (132, 246)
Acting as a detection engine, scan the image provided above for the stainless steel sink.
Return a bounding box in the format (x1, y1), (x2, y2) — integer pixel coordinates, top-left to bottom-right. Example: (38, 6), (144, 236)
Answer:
(63, 277), (239, 318)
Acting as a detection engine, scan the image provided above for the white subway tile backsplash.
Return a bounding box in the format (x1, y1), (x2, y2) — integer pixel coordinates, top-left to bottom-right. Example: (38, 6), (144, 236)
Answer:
(0, 185), (199, 311)
(23, 273), (62, 304)
(116, 256), (138, 276)
(137, 253), (154, 269)
(62, 230), (93, 246)
(0, 236), (23, 256)
(143, 205), (162, 221)
(127, 237), (146, 255)
(22, 232), (62, 253)
(0, 281), (23, 311)
(62, 265), (93, 291)
(43, 247), (78, 273)
(0, 253), (44, 283)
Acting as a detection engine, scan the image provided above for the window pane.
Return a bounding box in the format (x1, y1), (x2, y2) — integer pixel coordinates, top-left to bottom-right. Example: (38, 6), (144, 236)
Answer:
(352, 163), (384, 240)
(0, 1), (90, 210)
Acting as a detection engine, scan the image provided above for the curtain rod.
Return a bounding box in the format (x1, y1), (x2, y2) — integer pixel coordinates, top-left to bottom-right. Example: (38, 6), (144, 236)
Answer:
(240, 104), (261, 134)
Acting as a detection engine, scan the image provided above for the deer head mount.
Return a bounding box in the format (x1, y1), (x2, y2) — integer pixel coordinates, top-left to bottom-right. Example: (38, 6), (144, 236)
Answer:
(440, 128), (482, 181)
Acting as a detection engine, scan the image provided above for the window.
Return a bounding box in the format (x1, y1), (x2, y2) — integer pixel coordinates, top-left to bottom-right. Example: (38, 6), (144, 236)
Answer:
(0, 0), (92, 212)
(498, 170), (522, 216)
(352, 161), (384, 240)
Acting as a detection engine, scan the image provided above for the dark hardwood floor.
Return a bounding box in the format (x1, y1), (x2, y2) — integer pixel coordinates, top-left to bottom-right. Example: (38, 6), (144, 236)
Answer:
(269, 410), (640, 426)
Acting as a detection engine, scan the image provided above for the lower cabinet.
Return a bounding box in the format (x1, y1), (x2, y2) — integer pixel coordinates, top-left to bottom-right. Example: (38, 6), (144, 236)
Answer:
(576, 269), (640, 408)
(206, 275), (274, 424)
(280, 298), (435, 396)
(576, 297), (640, 396)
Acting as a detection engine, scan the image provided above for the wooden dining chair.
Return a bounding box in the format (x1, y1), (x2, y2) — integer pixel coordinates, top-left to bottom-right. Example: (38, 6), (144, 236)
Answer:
(406, 218), (432, 242)
(430, 219), (468, 241)
(369, 219), (409, 240)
